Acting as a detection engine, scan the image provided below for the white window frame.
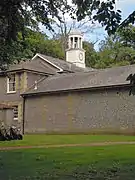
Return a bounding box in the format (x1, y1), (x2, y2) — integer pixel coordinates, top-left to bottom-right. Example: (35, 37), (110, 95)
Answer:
(13, 106), (18, 120)
(7, 74), (16, 93)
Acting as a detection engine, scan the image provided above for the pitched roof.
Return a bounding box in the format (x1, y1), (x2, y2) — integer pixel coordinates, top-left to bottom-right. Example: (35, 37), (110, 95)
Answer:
(36, 53), (93, 72)
(8, 58), (55, 74)
(4, 53), (93, 75)
(22, 64), (135, 96)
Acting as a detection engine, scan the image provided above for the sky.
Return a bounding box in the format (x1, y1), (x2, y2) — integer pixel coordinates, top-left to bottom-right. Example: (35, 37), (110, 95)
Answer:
(41, 0), (135, 50)
(91, 0), (135, 50)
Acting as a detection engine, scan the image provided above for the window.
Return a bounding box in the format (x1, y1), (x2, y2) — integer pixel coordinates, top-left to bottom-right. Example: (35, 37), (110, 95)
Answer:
(7, 74), (16, 93)
(13, 106), (18, 120)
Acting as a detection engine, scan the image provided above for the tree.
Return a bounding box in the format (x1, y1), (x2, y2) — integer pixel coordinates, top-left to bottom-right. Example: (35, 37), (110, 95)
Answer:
(14, 28), (65, 61)
(95, 27), (135, 69)
(1, 0), (135, 43)
(51, 12), (99, 55)
(1, 0), (135, 68)
(10, 28), (97, 66)
(74, 0), (135, 34)
(0, 0), (69, 43)
(126, 74), (135, 96)
(83, 41), (99, 67)
(0, 0), (69, 68)
(118, 25), (135, 49)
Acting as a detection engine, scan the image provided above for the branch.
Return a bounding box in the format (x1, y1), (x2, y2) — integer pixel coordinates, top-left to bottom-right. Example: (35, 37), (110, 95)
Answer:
(119, 11), (135, 29)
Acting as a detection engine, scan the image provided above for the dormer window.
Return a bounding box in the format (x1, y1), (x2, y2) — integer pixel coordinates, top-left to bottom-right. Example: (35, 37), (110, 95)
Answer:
(7, 74), (16, 93)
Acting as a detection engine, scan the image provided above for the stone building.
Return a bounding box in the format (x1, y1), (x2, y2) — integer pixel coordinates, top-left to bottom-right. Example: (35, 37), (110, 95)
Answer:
(0, 29), (135, 134)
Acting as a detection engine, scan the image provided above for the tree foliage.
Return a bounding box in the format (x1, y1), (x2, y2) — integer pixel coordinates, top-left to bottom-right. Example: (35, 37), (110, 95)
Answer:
(0, 0), (135, 68)
(83, 41), (99, 67)
(2, 25), (135, 70)
(126, 74), (135, 96)
(3, 28), (95, 67)
(1, 0), (134, 44)
(51, 12), (98, 55)
(96, 26), (135, 69)
(73, 0), (122, 35)
(0, 0), (69, 43)
(0, 0), (69, 67)
(17, 28), (65, 61)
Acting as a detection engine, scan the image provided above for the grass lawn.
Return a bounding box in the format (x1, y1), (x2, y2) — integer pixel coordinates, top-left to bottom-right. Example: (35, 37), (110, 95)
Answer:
(0, 134), (135, 147)
(1, 145), (135, 180)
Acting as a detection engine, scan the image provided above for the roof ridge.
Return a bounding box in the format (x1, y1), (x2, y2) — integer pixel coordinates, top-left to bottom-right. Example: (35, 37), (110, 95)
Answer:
(37, 53), (94, 72)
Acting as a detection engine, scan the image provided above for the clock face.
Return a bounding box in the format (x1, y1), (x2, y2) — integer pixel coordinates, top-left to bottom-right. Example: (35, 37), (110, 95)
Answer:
(79, 53), (83, 61)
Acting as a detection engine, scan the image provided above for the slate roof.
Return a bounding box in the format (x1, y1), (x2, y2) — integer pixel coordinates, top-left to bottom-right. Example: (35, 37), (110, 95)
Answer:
(4, 53), (93, 74)
(22, 64), (135, 96)
(37, 54), (93, 72)
(8, 58), (55, 74)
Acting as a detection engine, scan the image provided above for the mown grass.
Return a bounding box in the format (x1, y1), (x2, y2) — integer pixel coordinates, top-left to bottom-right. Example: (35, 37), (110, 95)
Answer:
(1, 145), (135, 180)
(0, 134), (135, 147)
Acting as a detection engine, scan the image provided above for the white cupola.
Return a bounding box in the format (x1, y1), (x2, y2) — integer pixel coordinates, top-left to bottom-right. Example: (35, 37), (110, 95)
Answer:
(66, 29), (85, 68)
